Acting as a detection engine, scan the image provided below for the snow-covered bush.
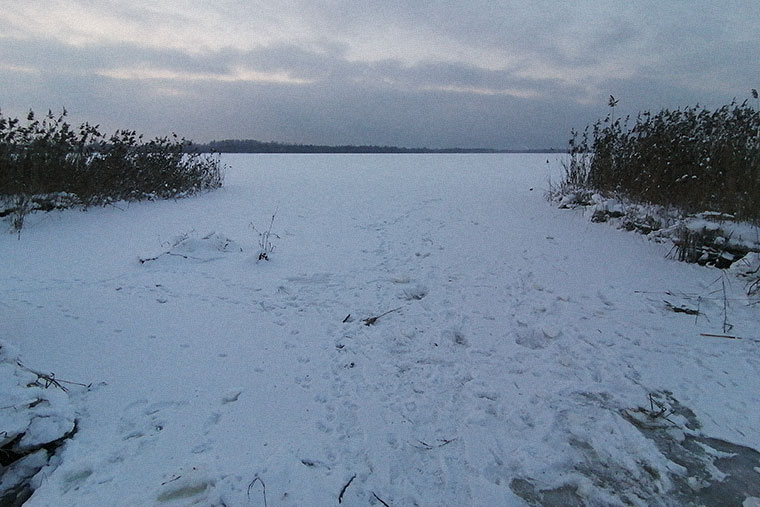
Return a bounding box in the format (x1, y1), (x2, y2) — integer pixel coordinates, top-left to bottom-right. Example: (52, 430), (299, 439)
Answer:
(0, 109), (225, 232)
(549, 187), (760, 288)
(728, 251), (760, 295)
(0, 340), (77, 505)
(562, 94), (760, 224)
(552, 94), (760, 288)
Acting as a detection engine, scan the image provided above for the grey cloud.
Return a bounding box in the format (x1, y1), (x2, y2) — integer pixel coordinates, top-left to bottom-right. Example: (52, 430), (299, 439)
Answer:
(1, 1), (758, 149)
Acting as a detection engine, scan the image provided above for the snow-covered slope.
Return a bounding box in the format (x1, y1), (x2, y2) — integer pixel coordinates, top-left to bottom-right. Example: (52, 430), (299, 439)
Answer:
(2, 154), (758, 506)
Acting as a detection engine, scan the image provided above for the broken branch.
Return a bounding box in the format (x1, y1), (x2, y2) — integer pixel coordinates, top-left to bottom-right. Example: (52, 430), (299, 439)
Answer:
(663, 300), (699, 315)
(247, 476), (267, 507)
(410, 438), (457, 450)
(698, 333), (759, 343)
(338, 474), (356, 504)
(372, 492), (391, 507)
(363, 307), (403, 326)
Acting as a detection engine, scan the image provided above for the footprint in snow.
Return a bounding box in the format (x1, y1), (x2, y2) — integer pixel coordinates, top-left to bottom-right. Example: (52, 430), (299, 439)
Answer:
(119, 399), (186, 447)
(514, 326), (561, 350)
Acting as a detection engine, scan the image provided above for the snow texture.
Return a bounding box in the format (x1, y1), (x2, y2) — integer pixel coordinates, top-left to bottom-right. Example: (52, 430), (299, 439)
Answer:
(2, 154), (759, 506)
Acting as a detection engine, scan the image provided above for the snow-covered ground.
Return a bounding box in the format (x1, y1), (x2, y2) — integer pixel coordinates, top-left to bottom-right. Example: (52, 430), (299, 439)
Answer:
(2, 154), (759, 506)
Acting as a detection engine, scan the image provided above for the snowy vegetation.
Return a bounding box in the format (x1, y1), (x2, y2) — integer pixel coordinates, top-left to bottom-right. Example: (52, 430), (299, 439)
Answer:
(0, 109), (224, 231)
(551, 94), (760, 292)
(558, 93), (760, 223)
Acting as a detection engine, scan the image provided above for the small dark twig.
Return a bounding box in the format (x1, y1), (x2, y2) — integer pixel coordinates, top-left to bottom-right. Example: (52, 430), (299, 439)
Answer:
(51, 377), (91, 389)
(338, 474), (356, 503)
(722, 279), (732, 333)
(700, 332), (760, 343)
(411, 438), (457, 450)
(701, 332), (740, 340)
(372, 492), (391, 507)
(748, 277), (760, 296)
(648, 394), (667, 418)
(36, 373), (67, 392)
(664, 300), (699, 315)
(247, 476), (267, 507)
(363, 307), (403, 326)
(161, 475), (182, 486)
(343, 314), (351, 323)
(634, 290), (748, 301)
(139, 251), (191, 263)
(646, 394), (677, 425)
(105, 201), (125, 212)
(16, 361), (89, 392)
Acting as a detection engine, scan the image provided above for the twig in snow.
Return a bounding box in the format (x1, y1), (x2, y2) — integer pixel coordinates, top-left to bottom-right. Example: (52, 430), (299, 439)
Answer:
(53, 377), (91, 389)
(247, 476), (267, 507)
(721, 279), (732, 333)
(363, 307), (403, 326)
(700, 333), (760, 343)
(701, 332), (740, 340)
(252, 209), (278, 262)
(634, 290), (748, 301)
(16, 361), (91, 391)
(139, 251), (192, 263)
(160, 475), (182, 486)
(663, 300), (699, 315)
(338, 474), (356, 503)
(139, 253), (163, 263)
(748, 276), (760, 296)
(105, 201), (125, 212)
(410, 438), (458, 450)
(342, 314), (351, 323)
(300, 458), (330, 469)
(372, 492), (391, 507)
(646, 394), (677, 425)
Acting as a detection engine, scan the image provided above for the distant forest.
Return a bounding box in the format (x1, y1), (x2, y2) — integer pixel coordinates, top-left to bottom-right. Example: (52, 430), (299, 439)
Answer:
(194, 139), (561, 154)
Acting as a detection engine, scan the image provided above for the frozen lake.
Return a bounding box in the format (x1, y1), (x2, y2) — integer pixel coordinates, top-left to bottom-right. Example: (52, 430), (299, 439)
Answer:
(2, 153), (759, 506)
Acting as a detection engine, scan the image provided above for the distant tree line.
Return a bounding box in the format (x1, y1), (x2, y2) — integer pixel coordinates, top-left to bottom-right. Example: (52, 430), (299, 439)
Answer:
(196, 139), (560, 154)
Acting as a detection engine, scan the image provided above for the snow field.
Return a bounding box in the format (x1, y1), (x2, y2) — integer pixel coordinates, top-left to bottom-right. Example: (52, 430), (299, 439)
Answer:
(1, 154), (759, 506)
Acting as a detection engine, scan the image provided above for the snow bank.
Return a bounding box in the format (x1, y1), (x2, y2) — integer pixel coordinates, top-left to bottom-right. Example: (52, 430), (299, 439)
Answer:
(553, 187), (760, 273)
(0, 340), (76, 504)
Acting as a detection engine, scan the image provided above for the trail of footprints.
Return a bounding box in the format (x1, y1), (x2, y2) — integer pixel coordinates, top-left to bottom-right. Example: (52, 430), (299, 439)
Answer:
(96, 206), (633, 504)
(302, 207), (635, 504)
(300, 212), (481, 504)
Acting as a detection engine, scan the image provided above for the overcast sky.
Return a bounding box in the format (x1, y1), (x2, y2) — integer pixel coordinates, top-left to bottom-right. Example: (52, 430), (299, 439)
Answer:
(1, 1), (757, 149)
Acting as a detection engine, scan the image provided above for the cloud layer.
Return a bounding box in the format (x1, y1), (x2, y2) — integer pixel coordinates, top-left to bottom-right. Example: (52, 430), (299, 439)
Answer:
(1, 1), (757, 148)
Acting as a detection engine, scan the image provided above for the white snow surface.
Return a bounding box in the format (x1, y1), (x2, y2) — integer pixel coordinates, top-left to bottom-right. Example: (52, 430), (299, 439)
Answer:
(1, 154), (759, 506)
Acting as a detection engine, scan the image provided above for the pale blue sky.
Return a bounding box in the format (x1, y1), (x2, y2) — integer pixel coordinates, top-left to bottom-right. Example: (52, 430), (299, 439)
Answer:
(1, 1), (757, 148)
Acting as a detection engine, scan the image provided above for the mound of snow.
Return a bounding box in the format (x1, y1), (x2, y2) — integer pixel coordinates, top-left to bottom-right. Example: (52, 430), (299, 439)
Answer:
(0, 340), (76, 504)
(139, 231), (242, 264)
